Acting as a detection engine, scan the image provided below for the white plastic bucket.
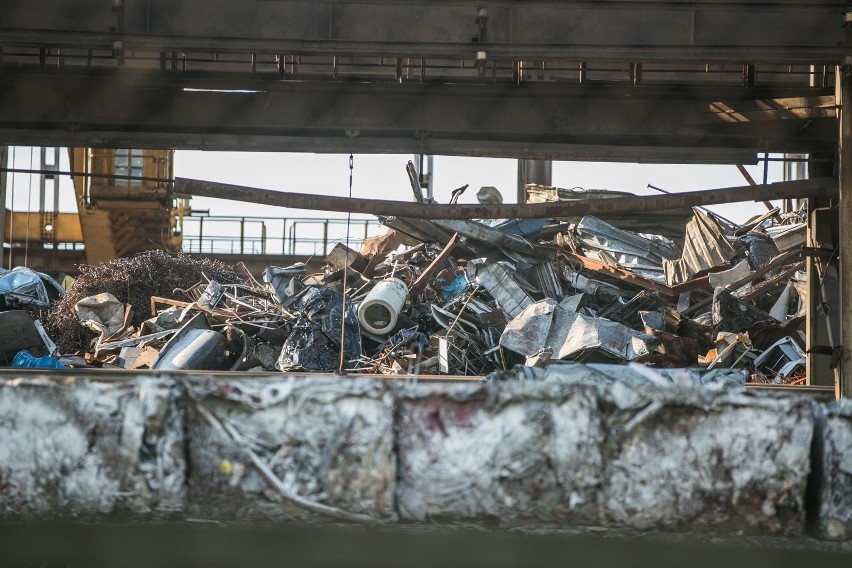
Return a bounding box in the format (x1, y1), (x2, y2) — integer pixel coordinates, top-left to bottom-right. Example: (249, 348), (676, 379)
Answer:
(357, 277), (408, 334)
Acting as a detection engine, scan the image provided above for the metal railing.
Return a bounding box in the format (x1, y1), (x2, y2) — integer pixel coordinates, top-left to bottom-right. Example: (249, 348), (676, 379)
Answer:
(181, 215), (381, 257)
(0, 46), (833, 88)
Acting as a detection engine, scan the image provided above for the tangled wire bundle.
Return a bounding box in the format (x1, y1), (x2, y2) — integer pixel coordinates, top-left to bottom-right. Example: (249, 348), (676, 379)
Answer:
(45, 250), (243, 353)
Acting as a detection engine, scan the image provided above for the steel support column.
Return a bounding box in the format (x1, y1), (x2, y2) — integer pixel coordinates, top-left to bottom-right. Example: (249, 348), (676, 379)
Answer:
(0, 146), (6, 250)
(805, 152), (839, 387)
(839, 64), (852, 397)
(517, 160), (552, 204)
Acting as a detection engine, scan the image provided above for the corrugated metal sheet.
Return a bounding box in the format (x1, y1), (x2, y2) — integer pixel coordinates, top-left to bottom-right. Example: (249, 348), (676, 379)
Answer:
(576, 216), (680, 283)
(664, 210), (736, 285)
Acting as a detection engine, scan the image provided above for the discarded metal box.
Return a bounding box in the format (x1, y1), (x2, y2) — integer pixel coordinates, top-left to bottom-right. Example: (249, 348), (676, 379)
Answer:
(152, 313), (248, 371)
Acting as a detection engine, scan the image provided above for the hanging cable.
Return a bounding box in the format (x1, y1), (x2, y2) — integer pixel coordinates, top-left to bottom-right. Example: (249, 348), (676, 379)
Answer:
(24, 146), (34, 267)
(338, 153), (354, 375)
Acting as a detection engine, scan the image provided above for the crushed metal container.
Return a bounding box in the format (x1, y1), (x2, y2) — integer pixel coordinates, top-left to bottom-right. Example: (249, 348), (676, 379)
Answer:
(152, 313), (248, 371)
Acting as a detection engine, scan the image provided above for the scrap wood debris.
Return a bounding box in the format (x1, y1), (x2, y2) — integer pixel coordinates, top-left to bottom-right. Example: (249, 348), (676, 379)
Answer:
(0, 162), (819, 385)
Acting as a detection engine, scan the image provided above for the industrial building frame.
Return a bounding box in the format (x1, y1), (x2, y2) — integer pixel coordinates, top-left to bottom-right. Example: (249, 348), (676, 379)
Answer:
(0, 0), (850, 393)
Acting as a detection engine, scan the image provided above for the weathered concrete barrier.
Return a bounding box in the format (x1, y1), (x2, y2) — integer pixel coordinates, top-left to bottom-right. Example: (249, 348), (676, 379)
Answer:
(0, 376), (185, 519)
(0, 367), (834, 538)
(818, 400), (852, 540)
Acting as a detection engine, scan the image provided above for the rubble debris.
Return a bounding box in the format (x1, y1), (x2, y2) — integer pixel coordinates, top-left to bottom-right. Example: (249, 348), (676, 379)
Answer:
(0, 310), (54, 364)
(664, 210), (736, 286)
(0, 266), (64, 308)
(278, 287), (362, 372)
(45, 250), (241, 354)
(0, 163), (815, 385)
(575, 216), (679, 282)
(751, 337), (806, 384)
(152, 313), (248, 372)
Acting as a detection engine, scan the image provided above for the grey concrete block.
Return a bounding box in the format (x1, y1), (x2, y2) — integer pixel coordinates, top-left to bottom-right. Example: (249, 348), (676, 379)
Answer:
(0, 376), (185, 519)
(395, 381), (604, 524)
(185, 376), (396, 522)
(818, 400), (852, 540)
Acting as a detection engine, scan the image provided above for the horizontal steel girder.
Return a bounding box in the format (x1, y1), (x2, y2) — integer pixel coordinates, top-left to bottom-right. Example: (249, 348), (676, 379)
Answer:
(0, 0), (848, 64)
(175, 177), (836, 220)
(0, 68), (837, 160)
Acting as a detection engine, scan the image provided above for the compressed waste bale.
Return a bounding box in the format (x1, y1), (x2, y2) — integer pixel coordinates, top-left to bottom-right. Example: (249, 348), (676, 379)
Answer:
(395, 380), (604, 524)
(0, 376), (185, 519)
(817, 400), (852, 540)
(601, 388), (814, 534)
(185, 376), (396, 522)
(494, 361), (746, 390)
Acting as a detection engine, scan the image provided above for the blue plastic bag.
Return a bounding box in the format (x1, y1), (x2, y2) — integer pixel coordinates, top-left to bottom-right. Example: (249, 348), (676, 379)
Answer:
(12, 350), (65, 369)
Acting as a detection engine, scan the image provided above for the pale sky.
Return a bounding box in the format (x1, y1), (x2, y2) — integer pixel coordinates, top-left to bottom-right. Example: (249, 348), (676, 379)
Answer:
(5, 147), (786, 244)
(172, 151), (783, 224)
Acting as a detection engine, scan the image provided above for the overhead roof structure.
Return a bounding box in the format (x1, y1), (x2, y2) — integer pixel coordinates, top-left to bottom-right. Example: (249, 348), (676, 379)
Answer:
(2, 0), (852, 395)
(0, 0), (846, 163)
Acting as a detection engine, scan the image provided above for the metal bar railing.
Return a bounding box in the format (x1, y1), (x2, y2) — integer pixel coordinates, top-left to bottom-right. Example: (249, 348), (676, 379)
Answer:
(181, 215), (380, 257)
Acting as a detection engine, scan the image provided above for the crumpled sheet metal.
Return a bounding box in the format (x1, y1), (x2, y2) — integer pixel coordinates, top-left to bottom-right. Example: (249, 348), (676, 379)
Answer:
(817, 400), (852, 540)
(0, 376), (185, 520)
(185, 376), (396, 522)
(559, 313), (642, 362)
(664, 210), (736, 286)
(500, 300), (644, 363)
(499, 299), (558, 357)
(395, 381), (604, 524)
(525, 184), (692, 240)
(576, 216), (679, 282)
(278, 287), (362, 372)
(0, 266), (62, 307)
(475, 263), (533, 319)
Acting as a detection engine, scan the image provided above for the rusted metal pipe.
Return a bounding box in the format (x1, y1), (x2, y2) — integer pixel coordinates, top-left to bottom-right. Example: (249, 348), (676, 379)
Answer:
(175, 177), (836, 221)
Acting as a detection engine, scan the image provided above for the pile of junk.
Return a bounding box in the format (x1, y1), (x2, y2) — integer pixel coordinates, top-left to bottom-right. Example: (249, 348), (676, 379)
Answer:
(0, 169), (815, 384)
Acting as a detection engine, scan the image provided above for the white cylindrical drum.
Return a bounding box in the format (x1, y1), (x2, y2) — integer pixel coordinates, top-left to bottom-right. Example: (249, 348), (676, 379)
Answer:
(357, 277), (408, 334)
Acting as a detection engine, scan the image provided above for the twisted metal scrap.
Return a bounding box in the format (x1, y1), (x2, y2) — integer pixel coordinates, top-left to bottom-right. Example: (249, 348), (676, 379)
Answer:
(45, 250), (242, 353)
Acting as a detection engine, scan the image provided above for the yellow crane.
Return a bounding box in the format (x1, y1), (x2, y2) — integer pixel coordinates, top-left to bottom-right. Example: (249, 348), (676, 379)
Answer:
(4, 148), (184, 269)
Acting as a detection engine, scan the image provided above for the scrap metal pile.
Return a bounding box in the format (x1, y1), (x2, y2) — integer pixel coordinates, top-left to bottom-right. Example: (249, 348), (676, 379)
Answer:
(0, 169), (811, 384)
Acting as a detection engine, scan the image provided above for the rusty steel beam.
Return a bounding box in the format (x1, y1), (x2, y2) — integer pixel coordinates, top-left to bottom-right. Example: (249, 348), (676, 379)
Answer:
(175, 177), (836, 220)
